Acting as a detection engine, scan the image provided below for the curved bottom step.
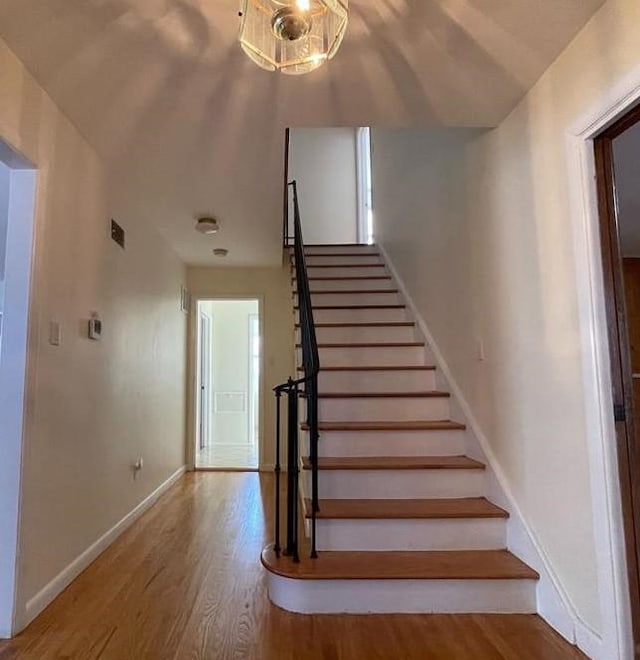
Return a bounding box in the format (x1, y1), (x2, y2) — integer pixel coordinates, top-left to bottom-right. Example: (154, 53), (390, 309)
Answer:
(261, 546), (538, 614)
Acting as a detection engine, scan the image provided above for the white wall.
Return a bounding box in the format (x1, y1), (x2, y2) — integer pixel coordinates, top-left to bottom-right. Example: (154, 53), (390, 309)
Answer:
(188, 266), (294, 469)
(371, 10), (634, 649)
(374, 125), (606, 641)
(374, 1), (640, 651)
(374, 118), (607, 635)
(0, 161), (8, 283)
(0, 38), (187, 633)
(289, 128), (358, 244)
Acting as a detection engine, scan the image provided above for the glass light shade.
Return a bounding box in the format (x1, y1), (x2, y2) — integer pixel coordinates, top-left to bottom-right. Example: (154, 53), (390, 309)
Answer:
(239, 0), (348, 75)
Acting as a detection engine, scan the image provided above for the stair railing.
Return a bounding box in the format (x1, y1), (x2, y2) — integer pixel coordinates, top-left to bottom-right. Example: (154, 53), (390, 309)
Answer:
(274, 180), (320, 561)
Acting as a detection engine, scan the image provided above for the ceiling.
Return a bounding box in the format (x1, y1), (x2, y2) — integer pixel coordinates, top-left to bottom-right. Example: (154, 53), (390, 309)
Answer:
(0, 0), (604, 266)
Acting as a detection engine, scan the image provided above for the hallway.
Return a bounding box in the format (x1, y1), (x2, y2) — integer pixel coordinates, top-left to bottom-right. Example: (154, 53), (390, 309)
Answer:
(0, 472), (586, 659)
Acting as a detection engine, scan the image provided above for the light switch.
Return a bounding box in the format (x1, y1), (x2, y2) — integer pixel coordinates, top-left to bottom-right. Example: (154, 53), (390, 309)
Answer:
(88, 312), (102, 340)
(49, 320), (61, 346)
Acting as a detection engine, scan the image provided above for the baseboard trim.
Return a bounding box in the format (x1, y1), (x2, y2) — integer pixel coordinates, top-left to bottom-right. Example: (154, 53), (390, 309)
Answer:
(575, 619), (603, 660)
(19, 465), (187, 632)
(378, 243), (591, 655)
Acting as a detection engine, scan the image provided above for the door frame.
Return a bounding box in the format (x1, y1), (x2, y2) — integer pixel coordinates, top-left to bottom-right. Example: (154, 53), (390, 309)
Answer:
(593, 104), (640, 656)
(187, 295), (264, 471)
(355, 127), (373, 245)
(197, 306), (212, 454)
(567, 72), (640, 658)
(0, 139), (38, 638)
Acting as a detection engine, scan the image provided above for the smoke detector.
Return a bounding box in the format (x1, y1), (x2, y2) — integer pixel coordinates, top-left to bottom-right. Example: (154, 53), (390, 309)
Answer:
(213, 248), (229, 257)
(195, 216), (219, 234)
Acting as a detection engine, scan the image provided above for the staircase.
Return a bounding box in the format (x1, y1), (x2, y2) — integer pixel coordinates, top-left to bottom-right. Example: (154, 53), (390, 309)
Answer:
(261, 242), (539, 614)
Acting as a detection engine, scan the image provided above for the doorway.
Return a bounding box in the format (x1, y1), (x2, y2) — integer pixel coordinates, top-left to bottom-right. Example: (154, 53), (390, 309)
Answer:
(595, 103), (640, 653)
(195, 299), (260, 470)
(0, 139), (37, 638)
(356, 126), (373, 245)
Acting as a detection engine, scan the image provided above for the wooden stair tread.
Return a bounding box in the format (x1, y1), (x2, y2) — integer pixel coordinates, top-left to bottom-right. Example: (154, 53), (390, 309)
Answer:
(296, 342), (423, 348)
(296, 322), (415, 328)
(295, 304), (406, 310)
(298, 365), (435, 372)
(301, 264), (386, 269)
(304, 243), (377, 248)
(293, 253), (381, 258)
(298, 289), (399, 295)
(316, 391), (450, 399)
(261, 547), (537, 580)
(303, 276), (393, 281)
(302, 456), (484, 470)
(305, 497), (507, 520)
(304, 420), (466, 431)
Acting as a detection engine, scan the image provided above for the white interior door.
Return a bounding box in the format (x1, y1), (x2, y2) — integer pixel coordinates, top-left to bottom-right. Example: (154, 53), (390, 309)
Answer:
(198, 310), (212, 452)
(248, 313), (260, 454)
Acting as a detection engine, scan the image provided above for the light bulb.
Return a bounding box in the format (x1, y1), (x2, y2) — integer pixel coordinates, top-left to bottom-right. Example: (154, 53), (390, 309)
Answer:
(296, 0), (310, 11)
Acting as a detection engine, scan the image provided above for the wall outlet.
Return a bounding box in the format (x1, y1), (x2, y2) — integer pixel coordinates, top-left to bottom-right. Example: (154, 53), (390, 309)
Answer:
(48, 320), (61, 346)
(133, 457), (143, 479)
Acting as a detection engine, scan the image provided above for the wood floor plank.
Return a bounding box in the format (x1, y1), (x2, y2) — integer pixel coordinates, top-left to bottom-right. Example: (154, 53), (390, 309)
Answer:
(0, 473), (586, 660)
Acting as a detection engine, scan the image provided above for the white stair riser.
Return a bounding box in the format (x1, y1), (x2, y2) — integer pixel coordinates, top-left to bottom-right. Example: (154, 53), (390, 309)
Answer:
(298, 256), (384, 267)
(304, 468), (484, 499)
(309, 292), (400, 306)
(306, 429), (467, 457)
(298, 345), (429, 367)
(267, 575), (537, 614)
(304, 246), (379, 255)
(316, 518), (506, 551)
(303, 279), (396, 291)
(306, 266), (388, 278)
(300, 325), (417, 344)
(300, 307), (409, 323)
(317, 396), (450, 422)
(317, 369), (436, 392)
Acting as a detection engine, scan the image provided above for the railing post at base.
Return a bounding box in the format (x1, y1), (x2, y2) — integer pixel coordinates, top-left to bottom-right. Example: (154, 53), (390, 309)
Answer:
(274, 389), (282, 557)
(285, 379), (300, 563)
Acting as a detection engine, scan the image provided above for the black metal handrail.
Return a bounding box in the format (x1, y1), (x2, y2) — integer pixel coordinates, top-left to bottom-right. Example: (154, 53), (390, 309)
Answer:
(273, 180), (320, 561)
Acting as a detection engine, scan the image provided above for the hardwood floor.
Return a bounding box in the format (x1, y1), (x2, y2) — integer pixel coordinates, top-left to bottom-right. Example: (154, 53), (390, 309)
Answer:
(195, 442), (258, 469)
(0, 473), (587, 660)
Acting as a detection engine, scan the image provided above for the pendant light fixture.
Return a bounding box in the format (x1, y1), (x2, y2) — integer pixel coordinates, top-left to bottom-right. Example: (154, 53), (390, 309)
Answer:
(239, 0), (348, 75)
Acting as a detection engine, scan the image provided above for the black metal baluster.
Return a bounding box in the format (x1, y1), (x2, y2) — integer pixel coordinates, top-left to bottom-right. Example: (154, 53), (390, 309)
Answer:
(274, 388), (282, 557)
(290, 384), (300, 563)
(309, 372), (319, 559)
(285, 380), (300, 562)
